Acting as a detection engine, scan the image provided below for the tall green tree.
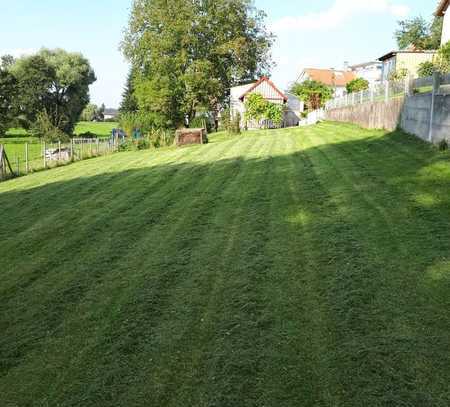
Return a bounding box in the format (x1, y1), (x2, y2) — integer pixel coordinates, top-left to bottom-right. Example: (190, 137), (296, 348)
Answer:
(290, 80), (333, 111)
(11, 49), (96, 134)
(122, 0), (273, 127)
(395, 16), (443, 50)
(0, 59), (17, 136)
(119, 68), (138, 114)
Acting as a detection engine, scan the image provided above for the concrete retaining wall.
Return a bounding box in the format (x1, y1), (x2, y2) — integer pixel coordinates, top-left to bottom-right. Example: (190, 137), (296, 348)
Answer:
(325, 93), (450, 144)
(325, 98), (404, 131)
(401, 93), (450, 143)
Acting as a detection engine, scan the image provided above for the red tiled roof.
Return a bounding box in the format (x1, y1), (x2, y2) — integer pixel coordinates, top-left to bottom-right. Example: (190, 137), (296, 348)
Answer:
(239, 76), (288, 102)
(304, 68), (356, 87)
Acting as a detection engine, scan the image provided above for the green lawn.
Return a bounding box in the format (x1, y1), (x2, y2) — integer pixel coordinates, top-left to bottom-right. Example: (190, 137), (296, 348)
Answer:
(74, 121), (118, 137)
(0, 122), (119, 174)
(1, 122), (450, 406)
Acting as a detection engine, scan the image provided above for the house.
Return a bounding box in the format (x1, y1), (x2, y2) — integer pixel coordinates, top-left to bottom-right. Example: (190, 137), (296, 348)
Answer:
(230, 77), (302, 129)
(296, 68), (356, 98)
(378, 49), (437, 82)
(103, 108), (118, 120)
(349, 61), (382, 88)
(436, 0), (450, 45)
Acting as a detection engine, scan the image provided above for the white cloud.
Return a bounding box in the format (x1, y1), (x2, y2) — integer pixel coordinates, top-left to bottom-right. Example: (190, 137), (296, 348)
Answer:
(271, 0), (410, 32)
(0, 48), (36, 58)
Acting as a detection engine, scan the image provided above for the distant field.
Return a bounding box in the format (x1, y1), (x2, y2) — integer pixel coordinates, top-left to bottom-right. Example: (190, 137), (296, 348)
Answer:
(0, 122), (119, 173)
(74, 121), (118, 138)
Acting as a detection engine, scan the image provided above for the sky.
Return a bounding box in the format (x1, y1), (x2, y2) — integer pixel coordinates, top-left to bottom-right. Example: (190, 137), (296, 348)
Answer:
(0, 0), (438, 108)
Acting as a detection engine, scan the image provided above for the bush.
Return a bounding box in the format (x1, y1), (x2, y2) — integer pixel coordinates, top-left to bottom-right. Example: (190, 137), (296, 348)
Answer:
(148, 128), (175, 148)
(190, 115), (213, 133)
(30, 111), (69, 142)
(389, 68), (409, 81)
(418, 61), (435, 78)
(346, 78), (369, 93)
(438, 139), (448, 151)
(119, 111), (166, 137)
(77, 131), (97, 139)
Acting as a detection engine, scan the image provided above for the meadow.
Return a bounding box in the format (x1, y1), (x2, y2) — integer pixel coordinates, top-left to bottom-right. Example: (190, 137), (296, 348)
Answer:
(1, 122), (450, 406)
(0, 122), (118, 174)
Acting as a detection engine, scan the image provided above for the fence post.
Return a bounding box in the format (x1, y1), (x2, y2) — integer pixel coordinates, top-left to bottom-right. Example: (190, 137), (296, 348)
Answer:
(405, 76), (411, 97)
(16, 156), (20, 176)
(25, 143), (29, 174)
(428, 72), (441, 143)
(70, 138), (74, 162)
(352, 93), (355, 105)
(385, 81), (389, 103)
(43, 141), (47, 169)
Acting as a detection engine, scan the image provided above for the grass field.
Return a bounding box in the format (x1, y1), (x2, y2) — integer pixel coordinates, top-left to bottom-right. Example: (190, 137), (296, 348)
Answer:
(1, 122), (450, 406)
(0, 122), (118, 174)
(74, 121), (118, 137)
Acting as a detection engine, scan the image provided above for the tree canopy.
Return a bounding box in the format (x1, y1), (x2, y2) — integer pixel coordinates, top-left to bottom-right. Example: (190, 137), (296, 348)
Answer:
(0, 60), (17, 136)
(346, 78), (369, 94)
(290, 80), (333, 111)
(11, 49), (96, 134)
(395, 16), (443, 50)
(80, 103), (105, 122)
(119, 68), (139, 114)
(122, 0), (273, 127)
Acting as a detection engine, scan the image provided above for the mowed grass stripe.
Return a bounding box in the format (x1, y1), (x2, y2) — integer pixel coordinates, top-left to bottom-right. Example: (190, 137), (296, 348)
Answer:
(0, 134), (263, 403)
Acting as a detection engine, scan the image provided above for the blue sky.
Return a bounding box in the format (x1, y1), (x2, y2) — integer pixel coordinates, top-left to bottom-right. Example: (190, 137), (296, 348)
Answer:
(0, 0), (438, 108)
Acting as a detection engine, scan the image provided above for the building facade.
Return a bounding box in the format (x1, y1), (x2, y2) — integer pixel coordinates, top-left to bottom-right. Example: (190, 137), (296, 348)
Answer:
(349, 61), (382, 88)
(436, 0), (450, 44)
(296, 68), (356, 98)
(230, 77), (302, 129)
(378, 51), (437, 82)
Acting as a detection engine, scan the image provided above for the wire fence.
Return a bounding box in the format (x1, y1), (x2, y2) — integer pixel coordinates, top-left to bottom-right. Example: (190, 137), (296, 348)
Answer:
(1, 137), (119, 181)
(326, 79), (409, 110)
(325, 73), (450, 111)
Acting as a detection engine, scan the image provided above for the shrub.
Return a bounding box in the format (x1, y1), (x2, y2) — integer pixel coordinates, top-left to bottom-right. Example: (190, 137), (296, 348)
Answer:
(77, 131), (97, 139)
(148, 128), (175, 148)
(346, 78), (369, 93)
(220, 108), (231, 132)
(230, 112), (241, 134)
(119, 111), (166, 137)
(418, 61), (435, 78)
(30, 110), (69, 142)
(438, 139), (448, 151)
(189, 115), (213, 133)
(389, 68), (409, 81)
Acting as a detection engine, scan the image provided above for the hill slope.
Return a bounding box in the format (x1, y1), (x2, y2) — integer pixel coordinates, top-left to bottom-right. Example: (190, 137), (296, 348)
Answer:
(2, 123), (450, 406)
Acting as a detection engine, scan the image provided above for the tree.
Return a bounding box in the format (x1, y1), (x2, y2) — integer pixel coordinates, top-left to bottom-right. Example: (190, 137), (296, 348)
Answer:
(11, 48), (96, 134)
(290, 80), (333, 111)
(346, 78), (369, 94)
(1, 54), (15, 69)
(0, 63), (17, 136)
(395, 16), (443, 50)
(122, 0), (273, 127)
(80, 103), (106, 121)
(119, 68), (138, 114)
(417, 61), (435, 78)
